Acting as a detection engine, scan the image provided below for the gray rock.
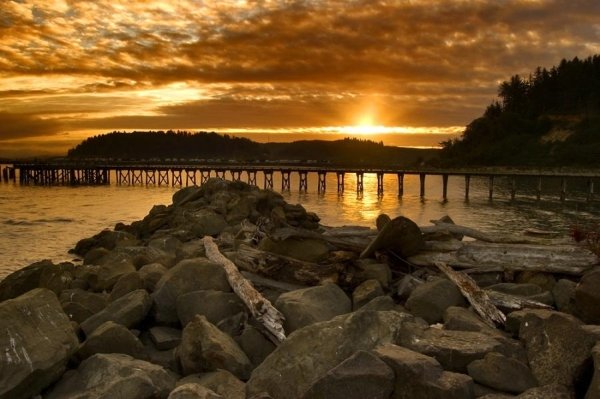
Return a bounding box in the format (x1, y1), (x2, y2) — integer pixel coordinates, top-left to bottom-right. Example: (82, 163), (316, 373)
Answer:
(139, 262), (169, 292)
(246, 310), (416, 399)
(59, 288), (108, 324)
(45, 353), (176, 399)
(586, 342), (600, 399)
(179, 315), (251, 380)
(176, 240), (207, 262)
(487, 283), (543, 297)
(467, 352), (537, 394)
(177, 290), (245, 327)
(152, 258), (231, 324)
(38, 261), (76, 295)
(395, 274), (423, 301)
(190, 209), (228, 237)
(356, 295), (398, 312)
(515, 272), (556, 292)
(352, 279), (384, 310)
(275, 283), (351, 333)
(0, 260), (54, 301)
(150, 326), (182, 350)
(301, 350), (394, 399)
(77, 321), (146, 361)
(582, 324), (600, 341)
(168, 383), (223, 399)
(216, 311), (247, 337)
(85, 257), (137, 291)
(406, 278), (467, 324)
(516, 384), (573, 398)
(236, 324), (276, 368)
(517, 309), (595, 387)
(80, 289), (152, 336)
(363, 214), (425, 258)
(443, 306), (505, 337)
(194, 369), (245, 399)
(575, 269), (600, 324)
(373, 343), (474, 399)
(399, 327), (517, 373)
(353, 260), (392, 289)
(0, 288), (79, 399)
(552, 279), (577, 314)
(109, 271), (145, 301)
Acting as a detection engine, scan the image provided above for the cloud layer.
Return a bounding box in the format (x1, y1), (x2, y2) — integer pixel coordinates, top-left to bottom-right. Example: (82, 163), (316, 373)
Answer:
(1, 0), (599, 155)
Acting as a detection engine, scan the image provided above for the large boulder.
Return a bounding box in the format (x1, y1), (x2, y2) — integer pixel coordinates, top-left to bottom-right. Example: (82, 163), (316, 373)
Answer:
(246, 310), (416, 399)
(168, 384), (223, 399)
(352, 279), (385, 310)
(149, 326), (182, 350)
(405, 278), (467, 324)
(361, 214), (425, 258)
(467, 352), (538, 394)
(236, 324), (276, 368)
(109, 272), (145, 301)
(84, 257), (137, 291)
(139, 263), (169, 292)
(189, 369), (246, 399)
(152, 258), (231, 324)
(575, 269), (600, 324)
(45, 353), (176, 399)
(516, 383), (573, 398)
(0, 288), (79, 399)
(586, 342), (600, 399)
(179, 315), (251, 380)
(0, 260), (55, 301)
(373, 343), (474, 399)
(516, 309), (595, 388)
(177, 290), (245, 327)
(301, 350), (394, 399)
(275, 284), (351, 333)
(80, 289), (152, 336)
(59, 288), (108, 324)
(77, 321), (146, 361)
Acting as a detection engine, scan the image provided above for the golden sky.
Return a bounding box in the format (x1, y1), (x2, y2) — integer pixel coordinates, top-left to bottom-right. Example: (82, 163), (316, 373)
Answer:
(1, 0), (599, 157)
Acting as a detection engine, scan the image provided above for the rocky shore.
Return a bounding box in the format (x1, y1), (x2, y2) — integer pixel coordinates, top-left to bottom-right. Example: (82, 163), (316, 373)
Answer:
(1, 178), (599, 399)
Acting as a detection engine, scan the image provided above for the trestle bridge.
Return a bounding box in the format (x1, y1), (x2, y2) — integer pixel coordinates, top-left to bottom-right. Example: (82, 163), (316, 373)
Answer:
(1, 161), (598, 202)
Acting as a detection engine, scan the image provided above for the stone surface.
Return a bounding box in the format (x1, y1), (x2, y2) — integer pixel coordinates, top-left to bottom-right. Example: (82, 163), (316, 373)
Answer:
(515, 272), (556, 292)
(152, 258), (231, 324)
(168, 383), (223, 399)
(176, 289), (245, 327)
(45, 353), (176, 399)
(575, 269), (600, 324)
(301, 350), (394, 399)
(139, 262), (169, 292)
(179, 315), (251, 380)
(259, 237), (330, 263)
(443, 306), (502, 336)
(246, 310), (416, 399)
(586, 342), (600, 399)
(354, 260), (392, 288)
(85, 257), (138, 291)
(405, 278), (467, 324)
(80, 289), (152, 336)
(367, 214), (425, 258)
(516, 384), (573, 398)
(109, 271), (145, 301)
(352, 279), (385, 310)
(236, 324), (276, 368)
(193, 369), (246, 399)
(487, 283), (543, 297)
(467, 352), (537, 394)
(517, 309), (595, 387)
(552, 279), (577, 314)
(150, 326), (182, 350)
(59, 288), (108, 324)
(77, 321), (146, 361)
(373, 343), (474, 399)
(0, 288), (79, 399)
(357, 295), (398, 312)
(0, 260), (54, 301)
(275, 283), (351, 333)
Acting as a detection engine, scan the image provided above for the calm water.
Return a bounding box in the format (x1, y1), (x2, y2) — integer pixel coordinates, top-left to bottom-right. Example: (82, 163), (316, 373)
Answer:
(1, 167), (598, 280)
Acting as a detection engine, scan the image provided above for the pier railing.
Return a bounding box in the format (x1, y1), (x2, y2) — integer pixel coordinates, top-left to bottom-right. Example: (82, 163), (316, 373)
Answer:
(1, 161), (598, 202)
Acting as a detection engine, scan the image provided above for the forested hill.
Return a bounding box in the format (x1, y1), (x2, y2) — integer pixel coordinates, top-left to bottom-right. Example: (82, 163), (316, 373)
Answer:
(67, 131), (437, 167)
(441, 55), (600, 167)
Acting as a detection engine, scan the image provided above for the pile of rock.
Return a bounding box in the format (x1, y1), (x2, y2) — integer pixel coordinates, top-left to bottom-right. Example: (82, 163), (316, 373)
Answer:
(1, 178), (599, 399)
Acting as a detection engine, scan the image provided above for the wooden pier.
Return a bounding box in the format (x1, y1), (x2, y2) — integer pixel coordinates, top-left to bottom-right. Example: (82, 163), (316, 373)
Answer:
(2, 161), (599, 202)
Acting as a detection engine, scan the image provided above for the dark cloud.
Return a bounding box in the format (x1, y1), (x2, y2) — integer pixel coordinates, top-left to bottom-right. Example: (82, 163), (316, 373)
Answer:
(0, 112), (64, 140)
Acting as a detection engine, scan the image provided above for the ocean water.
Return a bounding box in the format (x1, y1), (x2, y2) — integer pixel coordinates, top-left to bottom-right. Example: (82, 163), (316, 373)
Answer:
(1, 168), (598, 280)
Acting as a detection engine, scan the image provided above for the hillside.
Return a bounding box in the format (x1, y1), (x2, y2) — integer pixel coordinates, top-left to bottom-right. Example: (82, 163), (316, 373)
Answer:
(441, 55), (600, 167)
(67, 131), (438, 167)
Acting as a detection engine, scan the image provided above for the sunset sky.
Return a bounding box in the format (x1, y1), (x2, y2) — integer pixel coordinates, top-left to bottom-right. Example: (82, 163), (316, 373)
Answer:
(1, 0), (599, 157)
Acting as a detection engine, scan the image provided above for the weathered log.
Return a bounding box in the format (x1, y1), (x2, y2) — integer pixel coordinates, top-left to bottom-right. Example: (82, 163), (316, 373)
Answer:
(485, 290), (553, 311)
(269, 226), (369, 252)
(434, 262), (506, 328)
(203, 236), (286, 343)
(421, 222), (533, 244)
(233, 244), (342, 286)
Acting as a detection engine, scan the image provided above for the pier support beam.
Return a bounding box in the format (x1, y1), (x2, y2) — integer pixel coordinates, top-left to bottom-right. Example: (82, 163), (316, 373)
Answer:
(419, 173), (426, 197)
(318, 171), (326, 193)
(247, 171), (257, 186)
(146, 170), (156, 185)
(336, 172), (345, 193)
(510, 177), (516, 201)
(264, 171), (273, 190)
(201, 170), (211, 184)
(488, 176), (494, 200)
(442, 174), (449, 200)
(132, 170), (143, 185)
(172, 169), (182, 186)
(356, 172), (364, 193)
(560, 178), (567, 202)
(215, 169), (226, 179)
(397, 173), (404, 197)
(536, 176), (542, 201)
(231, 170), (242, 181)
(158, 170), (169, 186)
(281, 170), (291, 191)
(376, 172), (384, 196)
(185, 169), (196, 186)
(464, 175), (471, 200)
(299, 171), (308, 192)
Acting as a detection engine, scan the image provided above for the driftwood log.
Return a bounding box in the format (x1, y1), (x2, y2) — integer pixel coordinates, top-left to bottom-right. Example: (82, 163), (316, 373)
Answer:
(203, 237), (286, 343)
(269, 226), (371, 252)
(435, 262), (506, 328)
(486, 290), (553, 311)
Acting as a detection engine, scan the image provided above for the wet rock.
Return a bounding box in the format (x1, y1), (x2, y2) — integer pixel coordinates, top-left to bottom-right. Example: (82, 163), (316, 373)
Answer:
(301, 350), (394, 399)
(373, 343), (474, 399)
(179, 315), (251, 380)
(352, 279), (384, 310)
(45, 353), (176, 399)
(80, 289), (152, 336)
(192, 369), (245, 399)
(236, 324), (276, 368)
(0, 288), (79, 399)
(399, 327), (518, 373)
(259, 237), (330, 263)
(59, 288), (108, 324)
(356, 295), (398, 312)
(38, 261), (76, 295)
(177, 290), (245, 327)
(405, 278), (467, 324)
(77, 321), (146, 361)
(467, 352), (537, 394)
(139, 263), (169, 292)
(516, 309), (595, 387)
(152, 258), (231, 324)
(552, 279), (577, 314)
(275, 283), (351, 333)
(246, 310), (416, 399)
(0, 259), (53, 301)
(575, 269), (600, 324)
(72, 229), (138, 256)
(168, 383), (223, 399)
(150, 326), (182, 350)
(109, 271), (145, 301)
